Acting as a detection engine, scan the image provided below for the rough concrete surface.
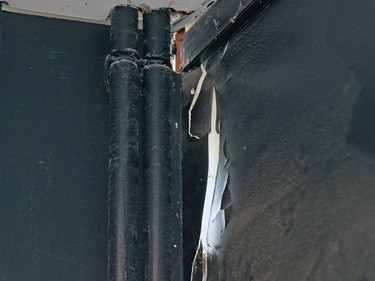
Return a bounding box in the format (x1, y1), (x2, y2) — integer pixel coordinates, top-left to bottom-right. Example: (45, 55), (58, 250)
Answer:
(188, 0), (375, 280)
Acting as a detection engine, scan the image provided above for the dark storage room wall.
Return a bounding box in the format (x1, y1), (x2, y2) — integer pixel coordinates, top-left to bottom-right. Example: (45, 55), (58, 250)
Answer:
(183, 0), (375, 280)
(0, 12), (109, 280)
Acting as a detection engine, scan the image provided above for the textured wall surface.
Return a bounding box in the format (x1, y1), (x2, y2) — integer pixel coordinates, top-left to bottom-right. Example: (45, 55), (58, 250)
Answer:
(183, 0), (375, 280)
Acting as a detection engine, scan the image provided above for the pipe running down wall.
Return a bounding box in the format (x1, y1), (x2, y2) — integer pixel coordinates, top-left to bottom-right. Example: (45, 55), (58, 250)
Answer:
(143, 9), (173, 281)
(106, 5), (182, 281)
(107, 6), (141, 281)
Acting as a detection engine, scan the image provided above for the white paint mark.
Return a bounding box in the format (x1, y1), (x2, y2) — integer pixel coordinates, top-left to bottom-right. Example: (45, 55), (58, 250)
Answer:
(188, 64), (207, 140)
(221, 42), (229, 59)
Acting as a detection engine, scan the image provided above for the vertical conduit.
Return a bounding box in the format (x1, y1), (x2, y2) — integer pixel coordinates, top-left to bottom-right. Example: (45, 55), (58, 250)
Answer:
(107, 6), (141, 281)
(106, 6), (180, 281)
(143, 9), (173, 281)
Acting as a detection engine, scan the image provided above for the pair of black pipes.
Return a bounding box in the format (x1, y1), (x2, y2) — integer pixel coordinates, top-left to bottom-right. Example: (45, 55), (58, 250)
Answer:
(107, 5), (175, 281)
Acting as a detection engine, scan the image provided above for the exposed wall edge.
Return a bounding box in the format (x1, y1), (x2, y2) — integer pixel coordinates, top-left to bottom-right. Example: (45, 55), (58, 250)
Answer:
(2, 6), (109, 25)
(180, 0), (274, 72)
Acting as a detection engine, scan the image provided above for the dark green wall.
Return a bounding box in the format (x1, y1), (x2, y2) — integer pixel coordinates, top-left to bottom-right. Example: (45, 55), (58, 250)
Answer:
(0, 12), (109, 280)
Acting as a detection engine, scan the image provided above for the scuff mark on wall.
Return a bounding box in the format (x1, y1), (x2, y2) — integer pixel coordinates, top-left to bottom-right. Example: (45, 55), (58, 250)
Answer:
(188, 64), (207, 139)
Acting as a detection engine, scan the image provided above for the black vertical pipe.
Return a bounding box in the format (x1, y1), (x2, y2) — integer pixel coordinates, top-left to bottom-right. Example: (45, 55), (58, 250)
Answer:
(144, 65), (172, 281)
(143, 9), (173, 281)
(107, 5), (141, 281)
(110, 5), (139, 56)
(143, 9), (171, 65)
(169, 72), (183, 281)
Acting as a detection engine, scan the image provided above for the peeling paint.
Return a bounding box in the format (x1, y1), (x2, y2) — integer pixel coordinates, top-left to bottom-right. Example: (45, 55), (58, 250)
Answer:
(191, 88), (229, 281)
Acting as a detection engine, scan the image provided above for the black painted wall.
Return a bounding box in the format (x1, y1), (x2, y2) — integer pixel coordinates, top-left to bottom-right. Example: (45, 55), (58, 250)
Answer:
(0, 12), (109, 280)
(183, 0), (375, 280)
